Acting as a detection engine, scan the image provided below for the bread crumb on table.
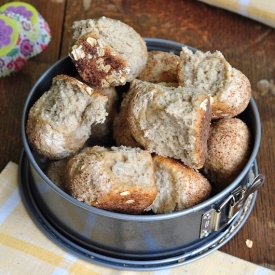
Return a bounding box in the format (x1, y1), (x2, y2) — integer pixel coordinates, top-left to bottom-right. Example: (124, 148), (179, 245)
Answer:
(257, 78), (275, 96)
(246, 239), (253, 248)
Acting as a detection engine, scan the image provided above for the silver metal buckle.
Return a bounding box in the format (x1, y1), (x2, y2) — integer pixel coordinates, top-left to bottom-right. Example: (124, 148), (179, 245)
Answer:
(200, 174), (265, 238)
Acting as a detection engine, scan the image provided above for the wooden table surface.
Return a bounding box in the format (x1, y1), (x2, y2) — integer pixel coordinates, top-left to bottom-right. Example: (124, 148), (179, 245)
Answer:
(0, 0), (274, 271)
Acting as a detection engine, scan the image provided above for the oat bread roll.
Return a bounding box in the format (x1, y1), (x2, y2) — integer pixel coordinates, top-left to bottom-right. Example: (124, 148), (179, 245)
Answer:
(113, 82), (178, 148)
(126, 79), (211, 169)
(178, 47), (251, 119)
(202, 118), (251, 193)
(65, 146), (157, 214)
(69, 16), (148, 88)
(147, 155), (211, 214)
(26, 75), (108, 159)
(138, 50), (180, 83)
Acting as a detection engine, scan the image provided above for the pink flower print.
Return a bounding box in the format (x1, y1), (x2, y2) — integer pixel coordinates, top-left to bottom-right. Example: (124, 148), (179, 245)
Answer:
(0, 19), (13, 48)
(40, 43), (48, 51)
(13, 56), (26, 72)
(7, 61), (13, 70)
(6, 6), (33, 21)
(20, 39), (33, 57)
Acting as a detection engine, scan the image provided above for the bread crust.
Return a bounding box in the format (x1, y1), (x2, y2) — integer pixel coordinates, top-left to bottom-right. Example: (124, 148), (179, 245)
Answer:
(178, 47), (251, 119)
(113, 90), (142, 148)
(65, 146), (157, 214)
(26, 75), (108, 159)
(126, 79), (211, 169)
(69, 17), (148, 88)
(202, 118), (251, 193)
(147, 155), (211, 214)
(212, 68), (251, 118)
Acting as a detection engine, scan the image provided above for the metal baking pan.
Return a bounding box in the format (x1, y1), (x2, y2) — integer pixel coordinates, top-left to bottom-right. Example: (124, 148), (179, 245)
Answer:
(19, 152), (259, 270)
(20, 38), (264, 270)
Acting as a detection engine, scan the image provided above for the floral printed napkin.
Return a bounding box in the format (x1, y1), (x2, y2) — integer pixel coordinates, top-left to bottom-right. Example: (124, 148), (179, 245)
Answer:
(0, 2), (51, 77)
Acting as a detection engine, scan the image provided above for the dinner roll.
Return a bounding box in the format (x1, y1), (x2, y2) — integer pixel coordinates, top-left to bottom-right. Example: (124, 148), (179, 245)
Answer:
(126, 79), (211, 169)
(65, 146), (157, 214)
(202, 118), (251, 193)
(138, 50), (180, 83)
(113, 82), (179, 148)
(147, 155), (211, 214)
(69, 16), (148, 88)
(26, 75), (108, 159)
(178, 47), (251, 119)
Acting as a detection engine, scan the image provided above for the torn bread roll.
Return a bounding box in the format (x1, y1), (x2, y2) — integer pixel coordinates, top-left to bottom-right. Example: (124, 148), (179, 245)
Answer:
(69, 16), (148, 88)
(26, 75), (108, 159)
(178, 47), (251, 119)
(65, 146), (157, 214)
(125, 79), (211, 169)
(147, 155), (212, 214)
(201, 118), (251, 193)
(113, 82), (178, 149)
(138, 50), (180, 83)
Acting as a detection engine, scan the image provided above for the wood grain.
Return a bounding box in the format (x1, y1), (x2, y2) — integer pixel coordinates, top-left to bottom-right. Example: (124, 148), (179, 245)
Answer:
(0, 0), (274, 270)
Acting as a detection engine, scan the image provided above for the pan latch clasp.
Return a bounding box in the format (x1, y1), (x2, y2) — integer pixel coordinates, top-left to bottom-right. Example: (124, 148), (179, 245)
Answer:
(200, 174), (265, 238)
